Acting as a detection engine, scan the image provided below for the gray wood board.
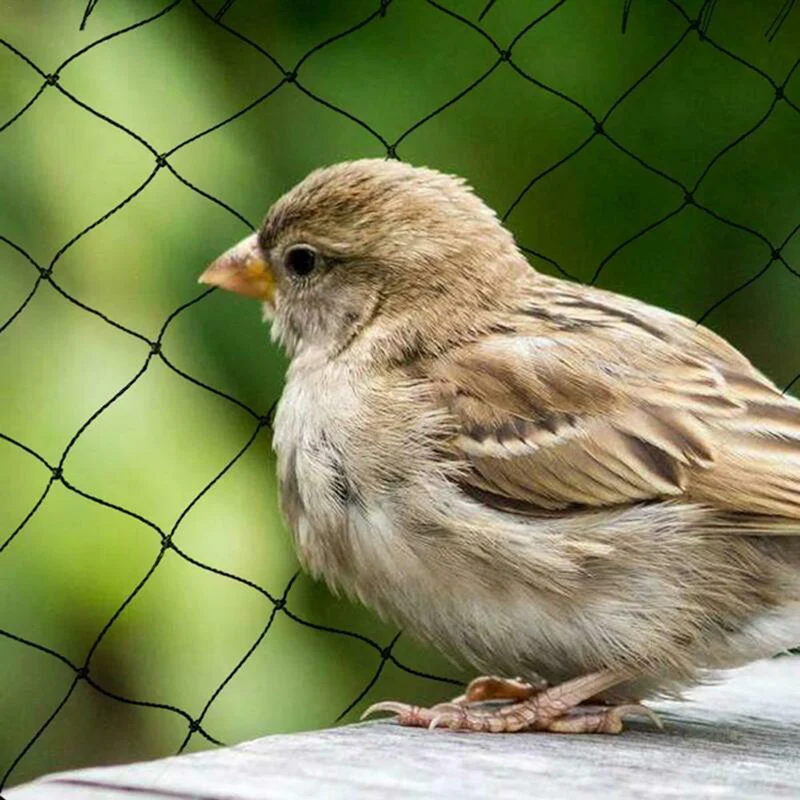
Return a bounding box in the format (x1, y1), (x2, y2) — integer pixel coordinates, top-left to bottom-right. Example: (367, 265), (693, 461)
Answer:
(8, 658), (800, 800)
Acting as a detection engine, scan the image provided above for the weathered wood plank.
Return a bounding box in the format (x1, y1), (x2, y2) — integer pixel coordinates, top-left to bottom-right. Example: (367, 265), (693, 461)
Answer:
(9, 658), (800, 800)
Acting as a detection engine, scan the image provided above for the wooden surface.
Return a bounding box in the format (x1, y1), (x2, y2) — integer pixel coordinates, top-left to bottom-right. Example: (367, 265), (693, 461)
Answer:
(8, 658), (800, 800)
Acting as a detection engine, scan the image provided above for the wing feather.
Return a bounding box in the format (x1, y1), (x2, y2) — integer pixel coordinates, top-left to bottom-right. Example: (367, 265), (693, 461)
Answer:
(424, 283), (800, 525)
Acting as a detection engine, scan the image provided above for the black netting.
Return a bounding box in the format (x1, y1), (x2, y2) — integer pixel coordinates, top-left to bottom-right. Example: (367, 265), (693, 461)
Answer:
(1, 0), (799, 791)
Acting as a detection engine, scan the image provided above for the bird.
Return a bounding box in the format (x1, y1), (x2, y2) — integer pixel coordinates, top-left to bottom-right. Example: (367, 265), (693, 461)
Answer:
(199, 159), (800, 734)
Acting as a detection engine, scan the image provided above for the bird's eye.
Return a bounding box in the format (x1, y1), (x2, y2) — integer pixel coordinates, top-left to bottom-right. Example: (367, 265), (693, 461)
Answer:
(284, 245), (318, 277)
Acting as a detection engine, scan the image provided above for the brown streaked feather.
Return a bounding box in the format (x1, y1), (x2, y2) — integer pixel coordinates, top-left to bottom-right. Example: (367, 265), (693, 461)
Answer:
(426, 282), (800, 523)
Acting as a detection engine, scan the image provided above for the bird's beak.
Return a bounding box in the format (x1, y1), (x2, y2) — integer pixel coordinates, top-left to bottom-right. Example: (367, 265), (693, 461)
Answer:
(198, 233), (276, 303)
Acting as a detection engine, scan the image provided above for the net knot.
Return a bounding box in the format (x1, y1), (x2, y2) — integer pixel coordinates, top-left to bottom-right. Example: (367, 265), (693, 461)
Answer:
(44, 73), (59, 86)
(155, 154), (168, 169)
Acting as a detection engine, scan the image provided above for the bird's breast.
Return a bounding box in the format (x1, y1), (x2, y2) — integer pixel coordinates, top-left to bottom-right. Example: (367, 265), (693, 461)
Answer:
(272, 364), (395, 590)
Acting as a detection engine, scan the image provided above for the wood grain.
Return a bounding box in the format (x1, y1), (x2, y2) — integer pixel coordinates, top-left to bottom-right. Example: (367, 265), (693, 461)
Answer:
(9, 658), (800, 800)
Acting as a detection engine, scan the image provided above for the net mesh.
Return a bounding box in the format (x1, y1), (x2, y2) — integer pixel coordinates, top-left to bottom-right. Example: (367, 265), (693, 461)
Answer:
(1, 0), (799, 789)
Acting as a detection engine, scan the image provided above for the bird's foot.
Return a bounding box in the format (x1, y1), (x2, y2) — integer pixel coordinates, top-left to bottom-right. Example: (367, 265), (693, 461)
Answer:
(449, 674), (545, 705)
(362, 669), (663, 734)
(543, 703), (662, 734)
(361, 674), (544, 729)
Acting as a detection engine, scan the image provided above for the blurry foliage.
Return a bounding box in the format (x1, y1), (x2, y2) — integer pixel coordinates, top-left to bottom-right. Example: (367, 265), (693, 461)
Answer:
(1, 0), (799, 787)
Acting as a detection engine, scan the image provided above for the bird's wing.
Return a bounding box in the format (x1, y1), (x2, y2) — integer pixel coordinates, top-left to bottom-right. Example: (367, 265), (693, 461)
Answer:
(424, 285), (800, 522)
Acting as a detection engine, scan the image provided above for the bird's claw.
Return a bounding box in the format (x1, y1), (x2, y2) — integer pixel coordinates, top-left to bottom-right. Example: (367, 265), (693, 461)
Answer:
(362, 698), (518, 732)
(361, 700), (473, 730)
(361, 701), (432, 727)
(427, 702), (467, 731)
(615, 703), (664, 730)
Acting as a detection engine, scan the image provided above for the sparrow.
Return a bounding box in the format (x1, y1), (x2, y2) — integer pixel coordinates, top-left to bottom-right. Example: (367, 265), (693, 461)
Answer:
(199, 159), (800, 734)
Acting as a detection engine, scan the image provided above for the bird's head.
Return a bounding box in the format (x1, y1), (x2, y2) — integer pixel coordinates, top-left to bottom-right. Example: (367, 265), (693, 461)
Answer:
(199, 159), (526, 360)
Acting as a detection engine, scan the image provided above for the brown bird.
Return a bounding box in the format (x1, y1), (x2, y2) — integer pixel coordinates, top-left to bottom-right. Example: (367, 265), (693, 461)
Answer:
(200, 159), (800, 734)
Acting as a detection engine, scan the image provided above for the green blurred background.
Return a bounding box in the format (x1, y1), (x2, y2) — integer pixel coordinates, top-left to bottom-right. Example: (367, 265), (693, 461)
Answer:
(1, 0), (799, 787)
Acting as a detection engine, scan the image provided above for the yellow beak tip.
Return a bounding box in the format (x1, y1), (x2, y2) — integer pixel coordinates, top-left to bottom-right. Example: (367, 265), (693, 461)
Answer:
(196, 234), (275, 301)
